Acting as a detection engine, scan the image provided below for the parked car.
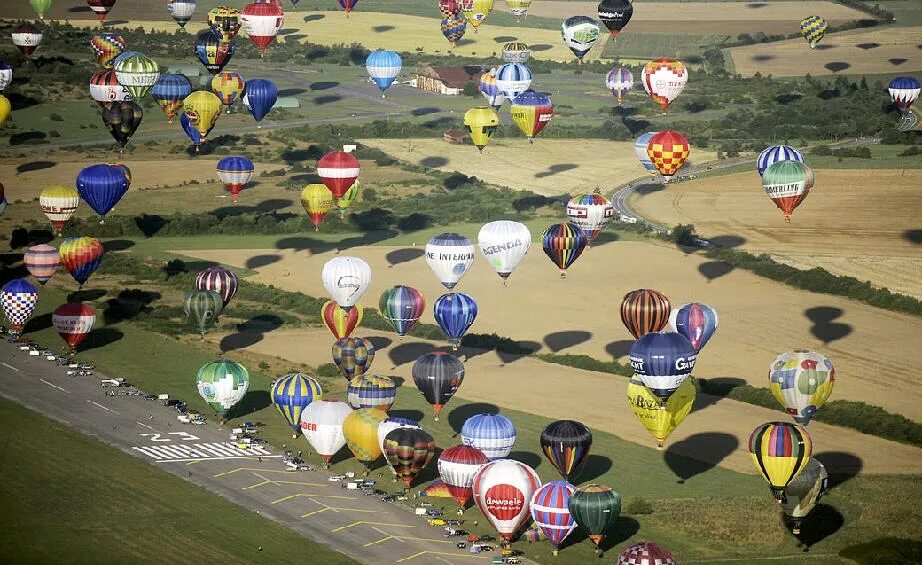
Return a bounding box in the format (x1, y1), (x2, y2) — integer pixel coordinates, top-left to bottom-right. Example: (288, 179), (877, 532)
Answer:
(329, 475), (346, 481)
(164, 399), (184, 408)
(426, 509), (443, 517)
(100, 379), (122, 387)
(456, 542), (467, 550)
(144, 394), (157, 401)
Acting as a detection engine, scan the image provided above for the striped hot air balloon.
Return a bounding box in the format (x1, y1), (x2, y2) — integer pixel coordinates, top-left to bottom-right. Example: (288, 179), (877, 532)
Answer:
(52, 303), (96, 353)
(412, 351), (465, 421)
(566, 191), (614, 244)
(479, 70), (506, 110)
(151, 74), (192, 123)
(1, 279), (38, 336)
(347, 374), (397, 411)
(89, 33), (125, 68)
(272, 372), (323, 436)
(502, 42), (530, 63)
(101, 101), (143, 152)
(195, 265), (238, 306)
(379, 285), (425, 337)
(86, 0), (118, 23)
(617, 542), (676, 565)
(366, 50), (402, 96)
(749, 421), (813, 501)
(641, 58), (687, 114)
(434, 292), (477, 349)
(606, 67), (633, 105)
(494, 63), (532, 99)
(757, 145), (805, 177)
(39, 185), (80, 236)
(332, 336), (375, 381)
(317, 151), (360, 199)
(211, 71), (245, 109)
(300, 399), (352, 467)
(669, 302), (719, 352)
(620, 288), (670, 339)
(322, 300), (362, 339)
(377, 417), (421, 455)
(89, 70), (131, 109)
(24, 244), (59, 285)
(76, 163), (130, 222)
(195, 30), (236, 75)
(541, 222), (587, 277)
(216, 156), (254, 202)
(540, 420), (592, 481)
(440, 13), (467, 46)
(241, 1), (284, 56)
(12, 24), (43, 60)
(461, 413), (515, 460)
(168, 0), (196, 30)
(339, 0), (359, 16)
(472, 459), (541, 542)
(762, 160), (815, 222)
(889, 76), (921, 114)
(383, 427), (436, 490)
(530, 481), (577, 555)
(114, 54), (160, 100)
(439, 444), (489, 509)
(646, 130), (690, 182)
(510, 89), (553, 142)
(800, 15), (827, 49)
(59, 237), (104, 288)
(629, 332), (697, 401)
(30, 0), (53, 20)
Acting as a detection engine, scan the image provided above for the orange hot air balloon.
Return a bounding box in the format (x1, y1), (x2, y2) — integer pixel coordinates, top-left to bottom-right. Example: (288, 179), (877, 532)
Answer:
(322, 300), (362, 339)
(620, 288), (670, 339)
(646, 130), (690, 182)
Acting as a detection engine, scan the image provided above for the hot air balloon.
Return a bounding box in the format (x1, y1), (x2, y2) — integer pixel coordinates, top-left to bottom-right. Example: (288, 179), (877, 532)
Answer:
(598, 0), (632, 37)
(110, 50), (142, 69)
(183, 289), (224, 337)
(561, 16), (601, 62)
(889, 76), (921, 115)
(24, 244), (59, 285)
(89, 70), (130, 109)
(86, 0), (117, 23)
(634, 132), (660, 175)
(463, 107), (500, 153)
(111, 162), (131, 188)
(479, 70), (506, 110)
(317, 151), (360, 199)
(195, 265), (238, 306)
(180, 114), (203, 151)
(461, 413), (515, 460)
(440, 14), (467, 46)
(669, 302), (718, 352)
(478, 220), (531, 282)
(627, 377), (694, 448)
(114, 54), (160, 100)
(0, 60), (12, 91)
(647, 130), (691, 182)
(52, 303), (96, 354)
(768, 350), (835, 426)
(384, 427), (436, 490)
(566, 191), (614, 244)
(425, 233), (475, 291)
(59, 237), (104, 288)
(243, 78), (277, 125)
(749, 421), (813, 502)
(530, 481), (577, 555)
(494, 63), (532, 99)
(332, 336), (375, 381)
(212, 71), (245, 110)
(606, 67), (633, 105)
(39, 185), (80, 236)
(168, 0), (196, 30)
(510, 90), (553, 142)
(301, 399), (352, 467)
(195, 30), (236, 75)
(620, 288), (670, 339)
(800, 15), (827, 49)
(412, 351), (464, 421)
(460, 0), (495, 31)
(347, 374), (396, 411)
(0, 95), (8, 124)
(336, 180), (360, 217)
(272, 372), (323, 437)
(540, 420), (592, 481)
(215, 156), (254, 202)
(196, 359), (250, 419)
(76, 164), (129, 222)
(439, 0), (460, 17)
(322, 300), (362, 339)
(30, 0), (53, 20)
(241, 1), (284, 57)
(472, 459), (541, 542)
(183, 90), (222, 146)
(0, 182), (6, 217)
(340, 0), (359, 16)
(379, 285), (425, 337)
(762, 160), (814, 222)
(502, 42), (530, 63)
(101, 101), (143, 152)
(781, 458), (828, 534)
(630, 332), (697, 402)
(434, 292), (477, 350)
(89, 33), (124, 68)
(505, 0), (531, 22)
(439, 444), (489, 510)
(569, 484), (621, 553)
(378, 417), (421, 454)
(300, 183), (333, 230)
(617, 542), (676, 565)
(151, 74), (192, 123)
(12, 24), (43, 60)
(343, 407), (387, 474)
(641, 58), (688, 114)
(542, 222), (587, 277)
(366, 50), (402, 97)
(1, 279), (38, 336)
(757, 145), (805, 177)
(208, 6), (242, 43)
(322, 256), (371, 310)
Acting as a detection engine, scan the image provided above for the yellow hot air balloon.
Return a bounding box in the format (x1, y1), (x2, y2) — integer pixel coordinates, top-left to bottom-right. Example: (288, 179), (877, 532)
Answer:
(461, 0), (495, 30)
(0, 95), (10, 124)
(463, 107), (500, 153)
(749, 422), (813, 502)
(505, 0), (532, 23)
(182, 91), (222, 138)
(39, 185), (80, 236)
(626, 377), (694, 448)
(300, 184), (334, 231)
(336, 180), (360, 217)
(342, 407), (387, 475)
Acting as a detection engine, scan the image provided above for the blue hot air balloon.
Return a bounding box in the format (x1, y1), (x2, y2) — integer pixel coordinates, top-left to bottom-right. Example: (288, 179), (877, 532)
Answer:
(271, 372), (323, 436)
(460, 413), (516, 460)
(629, 332), (697, 401)
(669, 302), (718, 353)
(180, 112), (203, 150)
(494, 63), (533, 99)
(365, 50), (402, 96)
(150, 73), (192, 123)
(434, 292), (477, 350)
(75, 164), (129, 222)
(243, 78), (278, 125)
(756, 145), (805, 177)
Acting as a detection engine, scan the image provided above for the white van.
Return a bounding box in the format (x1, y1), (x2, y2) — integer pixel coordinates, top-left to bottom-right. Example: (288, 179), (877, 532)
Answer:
(346, 481), (359, 490)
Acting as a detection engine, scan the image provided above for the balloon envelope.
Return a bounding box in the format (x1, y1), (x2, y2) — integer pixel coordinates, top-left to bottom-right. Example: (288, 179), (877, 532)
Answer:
(24, 244), (59, 285)
(748, 421), (813, 500)
(322, 300), (362, 339)
(461, 413), (515, 460)
(757, 145), (805, 177)
(332, 336), (375, 381)
(641, 58), (688, 113)
(669, 302), (718, 352)
(195, 265), (238, 306)
(343, 407), (387, 469)
(530, 481), (577, 551)
(412, 351), (465, 421)
(52, 303), (96, 351)
(568, 484), (621, 547)
(366, 50), (402, 93)
(768, 349), (835, 425)
(195, 359), (250, 416)
(566, 192), (614, 243)
(627, 377), (695, 447)
(1, 279), (38, 334)
(781, 458), (828, 534)
(272, 372), (322, 434)
(300, 399), (352, 464)
(59, 237), (104, 287)
(629, 332), (697, 401)
(620, 288), (670, 339)
(383, 427), (436, 489)
(379, 285), (425, 336)
(322, 256), (371, 310)
(478, 220), (531, 281)
(433, 292), (478, 349)
(243, 78), (278, 122)
(347, 374), (397, 411)
(762, 160), (814, 222)
(540, 420), (592, 481)
(76, 164), (129, 221)
(183, 289), (224, 336)
(541, 222), (587, 276)
(472, 459), (541, 542)
(439, 444), (489, 508)
(425, 232), (475, 290)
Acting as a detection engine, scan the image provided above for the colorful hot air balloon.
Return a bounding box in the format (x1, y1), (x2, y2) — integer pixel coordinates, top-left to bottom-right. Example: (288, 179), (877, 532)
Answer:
(460, 0), (495, 31)
(412, 351), (464, 421)
(340, 0), (359, 16)
(343, 407), (387, 473)
(151, 74), (192, 123)
(439, 0), (461, 18)
(617, 542), (677, 565)
(542, 222), (587, 277)
(561, 16), (601, 62)
(196, 359), (249, 418)
(540, 420), (592, 481)
(24, 244), (59, 285)
(494, 63), (532, 99)
(769, 350), (835, 426)
(336, 180), (360, 217)
(634, 132), (660, 175)
(75, 164), (129, 222)
(379, 285), (425, 337)
(216, 156), (254, 202)
(669, 302), (718, 352)
(440, 14), (467, 46)
(0, 60), (12, 91)
(59, 237), (104, 288)
(323, 300), (362, 340)
(478, 220), (531, 282)
(461, 413), (515, 460)
(195, 265), (238, 306)
(505, 0), (531, 22)
(347, 374), (397, 411)
(0, 182), (5, 217)
(300, 183), (333, 230)
(472, 459), (541, 542)
(757, 145), (805, 177)
(183, 289), (224, 336)
(566, 191), (614, 244)
(12, 24), (43, 60)
(377, 417), (421, 454)
(647, 130), (691, 182)
(627, 377), (694, 448)
(641, 58), (688, 114)
(212, 71), (245, 110)
(800, 15), (827, 49)
(89, 33), (124, 68)
(384, 427), (436, 490)
(168, 0), (196, 30)
(439, 445), (489, 509)
(434, 292), (477, 349)
(598, 0), (632, 37)
(620, 288), (670, 339)
(502, 42), (530, 63)
(749, 421), (813, 501)
(301, 399), (352, 467)
(241, 1), (284, 57)
(463, 107), (500, 153)
(39, 185), (80, 236)
(762, 161), (815, 222)
(366, 50), (402, 97)
(86, 0), (117, 23)
(317, 151), (360, 199)
(425, 233), (475, 291)
(114, 54), (160, 100)
(30, 0), (53, 20)
(243, 78), (277, 125)
(272, 372), (323, 437)
(208, 6), (242, 43)
(322, 256), (371, 310)
(332, 336), (375, 381)
(479, 70), (506, 110)
(183, 90), (222, 145)
(101, 101), (143, 152)
(510, 90), (553, 142)
(195, 30), (236, 75)
(530, 481), (577, 555)
(180, 114), (202, 150)
(781, 458), (828, 534)
(89, 70), (130, 109)
(889, 76), (921, 115)
(52, 302), (96, 353)
(1, 279), (38, 336)
(569, 484), (621, 551)
(630, 332), (697, 401)
(606, 67), (633, 105)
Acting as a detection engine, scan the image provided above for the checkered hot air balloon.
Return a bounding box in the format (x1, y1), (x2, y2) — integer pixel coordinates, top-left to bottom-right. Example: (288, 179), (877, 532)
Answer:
(241, 1), (284, 56)
(439, 444), (489, 509)
(641, 58), (688, 114)
(151, 74), (192, 123)
(530, 481), (577, 555)
(768, 350), (835, 426)
(629, 331), (697, 401)
(461, 413), (515, 460)
(195, 265), (238, 307)
(757, 145), (805, 177)
(216, 156), (254, 202)
(383, 427), (436, 490)
(439, 0), (460, 18)
(440, 14), (467, 46)
(347, 374), (396, 411)
(800, 15), (827, 49)
(317, 151), (360, 199)
(272, 372), (323, 436)
(617, 542), (676, 565)
(114, 54), (160, 100)
(342, 407), (387, 473)
(59, 237), (104, 288)
(510, 89), (554, 142)
(620, 288), (671, 339)
(379, 285), (425, 337)
(646, 130), (690, 182)
(494, 63), (532, 99)
(749, 421), (813, 501)
(541, 222), (587, 277)
(366, 50), (402, 96)
(1, 279), (38, 336)
(472, 459), (541, 542)
(377, 417), (421, 454)
(52, 303), (96, 353)
(566, 191), (614, 244)
(24, 244), (59, 285)
(76, 164), (130, 222)
(211, 71), (245, 109)
(89, 33), (125, 68)
(434, 292), (477, 350)
(332, 336), (375, 381)
(606, 67), (633, 105)
(196, 359), (250, 418)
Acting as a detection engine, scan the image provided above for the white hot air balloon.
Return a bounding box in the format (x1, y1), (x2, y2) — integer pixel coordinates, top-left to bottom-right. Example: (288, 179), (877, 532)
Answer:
(300, 399), (353, 468)
(439, 444), (489, 509)
(425, 232), (475, 291)
(472, 459), (542, 543)
(321, 256), (371, 310)
(377, 417), (422, 455)
(477, 221), (531, 284)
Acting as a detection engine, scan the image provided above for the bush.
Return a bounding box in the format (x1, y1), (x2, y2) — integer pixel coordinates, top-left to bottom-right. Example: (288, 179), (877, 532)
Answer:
(536, 353), (632, 377)
(316, 363), (341, 380)
(49, 112), (63, 121)
(840, 538), (922, 564)
(625, 497), (654, 515)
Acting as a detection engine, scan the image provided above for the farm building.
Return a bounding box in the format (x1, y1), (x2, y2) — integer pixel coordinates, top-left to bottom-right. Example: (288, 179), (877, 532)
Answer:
(412, 66), (484, 95)
(443, 129), (468, 144)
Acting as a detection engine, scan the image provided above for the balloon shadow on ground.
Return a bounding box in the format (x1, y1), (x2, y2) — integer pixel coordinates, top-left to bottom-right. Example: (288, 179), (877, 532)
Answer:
(856, 42), (880, 50)
(9, 131), (47, 145)
(508, 450), (542, 470)
(221, 314), (285, 354)
(633, 181), (664, 196)
(824, 62), (850, 73)
(385, 248), (424, 267)
(219, 331), (262, 353)
(389, 341), (440, 368)
(814, 451), (863, 488)
(543, 330), (591, 353)
(903, 229), (922, 244)
(699, 261), (734, 282)
(67, 289), (107, 303)
(447, 402), (500, 435)
(494, 36), (518, 43)
(134, 214), (168, 238)
(692, 377), (747, 412)
(804, 306), (852, 345)
(388, 408), (424, 423)
(245, 254), (281, 269)
(534, 164), (577, 178)
(494, 340), (541, 365)
(103, 290), (160, 324)
(664, 432), (738, 484)
(751, 54), (775, 62)
(575, 454), (613, 483)
(559, 516), (639, 555)
(309, 81), (339, 91)
(22, 313), (52, 334)
(313, 95), (343, 105)
(69, 5), (92, 11)
(889, 58), (908, 66)
(303, 14), (325, 22)
(275, 230), (399, 253)
(790, 504), (845, 550)
(530, 44), (552, 52)
(365, 336), (393, 351)
(16, 160), (56, 174)
(590, 231), (620, 247)
(605, 340), (633, 361)
(411, 107), (440, 117)
(224, 389), (271, 421)
(708, 235), (746, 248)
(420, 156), (449, 168)
(79, 327), (125, 352)
(278, 88), (307, 97)
(102, 239), (135, 252)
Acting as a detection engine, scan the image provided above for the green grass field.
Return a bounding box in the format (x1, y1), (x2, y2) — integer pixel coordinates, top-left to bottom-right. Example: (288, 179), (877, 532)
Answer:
(602, 32), (731, 60)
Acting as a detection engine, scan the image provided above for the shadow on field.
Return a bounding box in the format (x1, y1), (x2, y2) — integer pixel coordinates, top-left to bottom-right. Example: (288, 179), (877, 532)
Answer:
(447, 402), (499, 435)
(777, 93), (803, 104)
(303, 14), (325, 22)
(889, 58), (908, 66)
(278, 88), (307, 97)
(275, 230), (399, 253)
(23, 312), (52, 333)
(804, 306), (852, 345)
(664, 432), (738, 483)
(281, 145), (326, 164)
(411, 107), (440, 117)
(692, 377), (747, 412)
(313, 95), (343, 105)
(790, 504), (844, 550)
(904, 229), (922, 244)
(102, 239), (135, 252)
(389, 341), (439, 368)
(633, 182), (664, 196)
(69, 5), (92, 11)
(856, 42), (880, 50)
(225, 389), (271, 421)
(530, 44), (552, 52)
(535, 163), (577, 179)
(79, 327), (124, 352)
(309, 81), (339, 91)
(824, 62), (850, 73)
(508, 450), (542, 470)
(494, 36), (517, 43)
(9, 228), (53, 249)
(212, 198), (292, 219)
(699, 261), (734, 282)
(245, 254), (281, 269)
(103, 289), (160, 324)
(560, 516), (640, 556)
(134, 214), (167, 238)
(16, 160), (56, 174)
(372, 25), (395, 33)
(420, 156), (448, 168)
(814, 451), (863, 488)
(815, 44), (835, 51)
(605, 339), (633, 360)
(576, 454), (613, 483)
(751, 54), (775, 63)
(386, 247), (424, 267)
(494, 340), (541, 365)
(9, 131), (47, 145)
(365, 335), (393, 351)
(746, 3), (768, 8)
(543, 330), (591, 352)
(590, 231), (620, 247)
(221, 314), (285, 354)
(68, 289), (107, 303)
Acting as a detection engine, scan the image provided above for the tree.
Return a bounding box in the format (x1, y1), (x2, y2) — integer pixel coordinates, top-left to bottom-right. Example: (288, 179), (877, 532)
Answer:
(462, 82), (480, 97)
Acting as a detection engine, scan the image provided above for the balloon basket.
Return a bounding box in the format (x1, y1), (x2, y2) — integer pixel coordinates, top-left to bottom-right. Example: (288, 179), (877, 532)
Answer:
(559, 270), (566, 278)
(553, 549), (559, 556)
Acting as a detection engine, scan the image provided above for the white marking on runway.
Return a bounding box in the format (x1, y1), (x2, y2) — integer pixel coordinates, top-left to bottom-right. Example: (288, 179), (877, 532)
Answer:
(136, 421), (156, 430)
(40, 379), (69, 393)
(87, 400), (119, 414)
(1, 362), (20, 372)
(132, 441), (275, 462)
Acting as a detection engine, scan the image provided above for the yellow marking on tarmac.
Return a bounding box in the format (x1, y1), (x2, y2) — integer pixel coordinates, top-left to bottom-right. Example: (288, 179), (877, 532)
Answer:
(273, 493), (355, 504)
(242, 480), (272, 490)
(365, 535), (456, 547)
(185, 460), (202, 466)
(396, 551), (487, 562)
(301, 507), (333, 518)
(331, 521), (416, 533)
(213, 467), (319, 478)
(364, 535), (395, 547)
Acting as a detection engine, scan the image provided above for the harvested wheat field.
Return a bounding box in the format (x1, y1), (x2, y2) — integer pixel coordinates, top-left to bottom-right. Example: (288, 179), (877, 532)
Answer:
(731, 26), (922, 76)
(361, 138), (716, 195)
(631, 169), (922, 300)
(182, 239), (922, 421)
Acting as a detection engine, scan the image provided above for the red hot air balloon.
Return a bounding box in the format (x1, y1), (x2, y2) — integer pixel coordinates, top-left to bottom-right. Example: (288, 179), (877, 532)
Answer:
(195, 265), (239, 307)
(438, 444), (489, 510)
(620, 288), (670, 339)
(241, 1), (285, 57)
(87, 0), (118, 23)
(52, 303), (96, 353)
(322, 300), (362, 339)
(472, 459), (542, 543)
(12, 23), (43, 59)
(317, 151), (360, 199)
(439, 0), (460, 17)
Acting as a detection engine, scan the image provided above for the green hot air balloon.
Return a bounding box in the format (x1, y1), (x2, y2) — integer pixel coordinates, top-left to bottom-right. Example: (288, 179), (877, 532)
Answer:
(183, 289), (224, 337)
(568, 484), (621, 554)
(195, 359), (249, 420)
(114, 54), (161, 100)
(30, 0), (53, 20)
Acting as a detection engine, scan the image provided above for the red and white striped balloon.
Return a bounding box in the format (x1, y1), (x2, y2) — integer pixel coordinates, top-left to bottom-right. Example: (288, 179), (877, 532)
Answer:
(24, 244), (59, 285)
(52, 303), (96, 351)
(438, 444), (489, 509)
(195, 265), (239, 307)
(317, 151), (360, 199)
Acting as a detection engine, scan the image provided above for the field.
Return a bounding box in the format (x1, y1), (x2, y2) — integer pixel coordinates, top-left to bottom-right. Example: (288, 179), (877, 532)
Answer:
(730, 26), (922, 76)
(630, 168), (922, 300)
